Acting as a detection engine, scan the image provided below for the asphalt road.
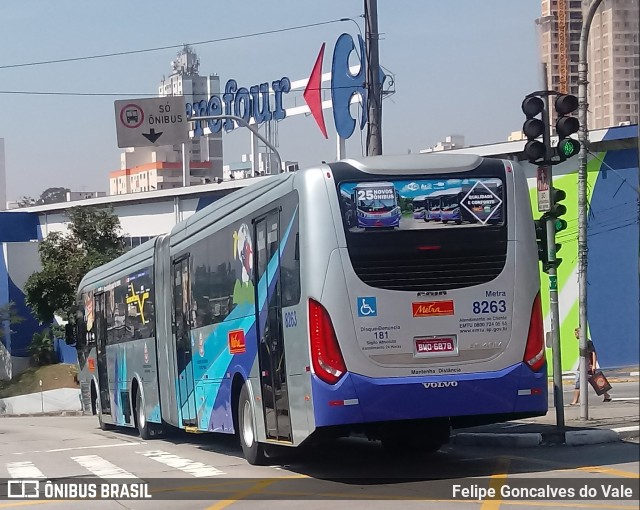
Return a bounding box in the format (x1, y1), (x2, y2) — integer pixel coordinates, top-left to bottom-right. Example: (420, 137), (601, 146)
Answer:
(0, 411), (638, 510)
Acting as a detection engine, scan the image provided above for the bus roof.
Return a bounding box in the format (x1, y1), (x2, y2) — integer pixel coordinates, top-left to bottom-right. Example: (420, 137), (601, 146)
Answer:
(337, 153), (483, 175)
(78, 236), (158, 294)
(353, 182), (395, 188)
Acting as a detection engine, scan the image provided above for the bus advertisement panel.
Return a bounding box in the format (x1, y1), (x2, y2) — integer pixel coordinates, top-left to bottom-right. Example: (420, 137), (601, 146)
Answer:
(339, 177), (503, 231)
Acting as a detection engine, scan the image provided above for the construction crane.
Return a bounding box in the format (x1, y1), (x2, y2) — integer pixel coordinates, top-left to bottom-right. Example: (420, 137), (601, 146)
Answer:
(557, 0), (569, 94)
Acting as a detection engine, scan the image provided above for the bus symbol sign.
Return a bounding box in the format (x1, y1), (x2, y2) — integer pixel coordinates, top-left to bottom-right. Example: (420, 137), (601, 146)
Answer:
(228, 330), (246, 354)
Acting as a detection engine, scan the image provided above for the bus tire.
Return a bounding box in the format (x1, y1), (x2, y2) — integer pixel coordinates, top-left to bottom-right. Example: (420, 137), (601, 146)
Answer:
(238, 383), (266, 465)
(135, 388), (152, 440)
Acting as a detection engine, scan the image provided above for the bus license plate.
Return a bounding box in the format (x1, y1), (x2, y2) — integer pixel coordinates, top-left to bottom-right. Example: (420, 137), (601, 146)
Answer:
(414, 336), (458, 357)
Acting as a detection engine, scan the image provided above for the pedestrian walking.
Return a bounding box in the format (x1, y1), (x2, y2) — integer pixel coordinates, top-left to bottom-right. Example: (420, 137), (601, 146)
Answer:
(570, 327), (612, 405)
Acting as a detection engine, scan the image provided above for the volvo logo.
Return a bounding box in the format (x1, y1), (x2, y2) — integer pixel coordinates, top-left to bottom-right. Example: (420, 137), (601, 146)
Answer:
(423, 381), (458, 389)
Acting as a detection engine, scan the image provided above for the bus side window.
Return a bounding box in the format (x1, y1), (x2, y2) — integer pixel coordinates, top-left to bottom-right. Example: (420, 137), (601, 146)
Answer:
(281, 229), (301, 307)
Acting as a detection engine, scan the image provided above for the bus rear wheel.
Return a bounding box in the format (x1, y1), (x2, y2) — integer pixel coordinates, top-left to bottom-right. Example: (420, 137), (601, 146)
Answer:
(238, 383), (266, 465)
(135, 389), (152, 440)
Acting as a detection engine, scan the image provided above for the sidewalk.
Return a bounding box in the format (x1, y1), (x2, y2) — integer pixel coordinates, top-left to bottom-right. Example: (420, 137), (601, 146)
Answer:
(452, 373), (639, 448)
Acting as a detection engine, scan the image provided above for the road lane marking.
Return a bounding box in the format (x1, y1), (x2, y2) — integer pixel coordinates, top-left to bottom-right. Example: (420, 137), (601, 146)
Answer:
(577, 466), (640, 479)
(71, 454), (136, 478)
(139, 450), (224, 477)
(503, 454), (640, 479)
(12, 442), (143, 455)
(481, 456), (511, 510)
(6, 462), (45, 479)
(204, 478), (300, 510)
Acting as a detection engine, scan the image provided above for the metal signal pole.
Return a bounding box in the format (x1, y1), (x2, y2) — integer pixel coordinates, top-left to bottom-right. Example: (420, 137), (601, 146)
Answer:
(365, 0), (383, 155)
(540, 64), (565, 429)
(577, 0), (603, 421)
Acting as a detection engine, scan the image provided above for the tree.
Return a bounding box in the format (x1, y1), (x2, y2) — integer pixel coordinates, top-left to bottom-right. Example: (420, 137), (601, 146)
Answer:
(16, 196), (38, 208)
(0, 302), (24, 334)
(28, 329), (56, 366)
(24, 206), (126, 324)
(39, 187), (70, 205)
(14, 188), (70, 208)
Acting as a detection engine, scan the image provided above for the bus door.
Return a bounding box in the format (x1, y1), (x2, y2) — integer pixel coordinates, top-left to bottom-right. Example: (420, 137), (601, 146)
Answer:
(172, 256), (197, 427)
(94, 292), (111, 415)
(254, 210), (292, 442)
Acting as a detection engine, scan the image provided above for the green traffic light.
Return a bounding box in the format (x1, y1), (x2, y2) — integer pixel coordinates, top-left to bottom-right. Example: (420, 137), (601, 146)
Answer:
(554, 218), (567, 232)
(558, 138), (580, 158)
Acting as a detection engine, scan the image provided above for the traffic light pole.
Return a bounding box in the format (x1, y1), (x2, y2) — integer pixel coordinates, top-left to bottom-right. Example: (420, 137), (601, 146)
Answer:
(540, 64), (565, 430)
(577, 0), (602, 422)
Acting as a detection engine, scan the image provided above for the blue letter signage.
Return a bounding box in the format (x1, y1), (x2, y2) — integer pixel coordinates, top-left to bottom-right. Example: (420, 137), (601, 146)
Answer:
(186, 77), (291, 134)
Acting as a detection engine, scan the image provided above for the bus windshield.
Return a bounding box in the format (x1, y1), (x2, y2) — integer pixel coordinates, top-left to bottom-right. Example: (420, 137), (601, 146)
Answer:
(358, 197), (396, 212)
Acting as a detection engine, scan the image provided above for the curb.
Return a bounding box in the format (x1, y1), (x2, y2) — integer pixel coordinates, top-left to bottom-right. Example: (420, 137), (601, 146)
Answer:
(0, 410), (84, 418)
(453, 432), (542, 448)
(452, 425), (639, 448)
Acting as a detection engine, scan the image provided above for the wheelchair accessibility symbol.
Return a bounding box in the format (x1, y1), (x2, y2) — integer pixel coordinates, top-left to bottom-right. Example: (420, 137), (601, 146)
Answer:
(357, 297), (378, 317)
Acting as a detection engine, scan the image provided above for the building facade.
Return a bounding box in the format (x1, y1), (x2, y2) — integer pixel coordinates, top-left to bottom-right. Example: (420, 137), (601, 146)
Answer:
(420, 135), (465, 154)
(587, 0), (640, 129)
(109, 161), (214, 194)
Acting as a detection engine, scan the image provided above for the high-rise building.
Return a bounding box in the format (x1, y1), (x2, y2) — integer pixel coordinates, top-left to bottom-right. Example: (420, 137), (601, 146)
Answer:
(587, 0), (639, 129)
(110, 46), (223, 195)
(537, 0), (583, 124)
(537, 0), (639, 130)
(159, 45), (223, 174)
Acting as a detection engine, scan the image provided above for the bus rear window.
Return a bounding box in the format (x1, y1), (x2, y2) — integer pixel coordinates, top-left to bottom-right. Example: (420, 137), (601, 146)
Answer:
(338, 178), (504, 232)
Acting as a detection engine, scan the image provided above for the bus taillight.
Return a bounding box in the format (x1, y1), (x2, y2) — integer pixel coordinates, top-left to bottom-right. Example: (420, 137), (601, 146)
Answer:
(524, 292), (545, 372)
(309, 299), (346, 384)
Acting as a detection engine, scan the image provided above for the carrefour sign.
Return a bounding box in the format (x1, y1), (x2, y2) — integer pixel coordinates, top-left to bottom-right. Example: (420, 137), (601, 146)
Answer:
(186, 33), (381, 140)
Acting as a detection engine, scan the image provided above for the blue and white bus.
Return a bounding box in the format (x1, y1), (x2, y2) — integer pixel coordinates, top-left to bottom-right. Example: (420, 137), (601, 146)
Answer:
(351, 182), (401, 229)
(72, 153), (547, 464)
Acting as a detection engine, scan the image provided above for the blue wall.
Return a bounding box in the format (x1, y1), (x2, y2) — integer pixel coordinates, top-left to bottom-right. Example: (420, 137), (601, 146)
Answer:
(587, 148), (639, 368)
(0, 212), (39, 242)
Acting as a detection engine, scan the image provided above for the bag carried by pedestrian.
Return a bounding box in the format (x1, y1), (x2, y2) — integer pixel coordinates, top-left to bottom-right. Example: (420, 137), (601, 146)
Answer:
(588, 370), (612, 396)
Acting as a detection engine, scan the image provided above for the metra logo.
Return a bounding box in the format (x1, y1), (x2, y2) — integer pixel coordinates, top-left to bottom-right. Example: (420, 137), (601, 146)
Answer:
(412, 301), (455, 317)
(423, 381), (458, 389)
(228, 329), (246, 354)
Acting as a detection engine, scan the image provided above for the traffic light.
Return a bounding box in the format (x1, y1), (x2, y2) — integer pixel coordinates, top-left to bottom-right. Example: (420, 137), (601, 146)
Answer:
(549, 187), (567, 228)
(535, 215), (564, 273)
(547, 187), (567, 269)
(534, 216), (548, 268)
(554, 94), (580, 161)
(522, 96), (547, 163)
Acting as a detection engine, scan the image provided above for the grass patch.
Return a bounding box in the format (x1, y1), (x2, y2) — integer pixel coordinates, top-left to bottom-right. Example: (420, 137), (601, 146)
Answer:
(0, 364), (79, 398)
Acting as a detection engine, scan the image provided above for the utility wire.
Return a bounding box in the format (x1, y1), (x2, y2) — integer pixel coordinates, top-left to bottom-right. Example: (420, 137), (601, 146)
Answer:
(0, 85), (365, 98)
(0, 18), (350, 70)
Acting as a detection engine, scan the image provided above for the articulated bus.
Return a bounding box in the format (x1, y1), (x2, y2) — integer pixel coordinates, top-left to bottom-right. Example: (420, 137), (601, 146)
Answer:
(71, 153), (547, 465)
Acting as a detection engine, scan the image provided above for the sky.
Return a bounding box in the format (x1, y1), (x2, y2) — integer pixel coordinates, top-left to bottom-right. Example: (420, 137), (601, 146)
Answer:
(0, 0), (543, 201)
